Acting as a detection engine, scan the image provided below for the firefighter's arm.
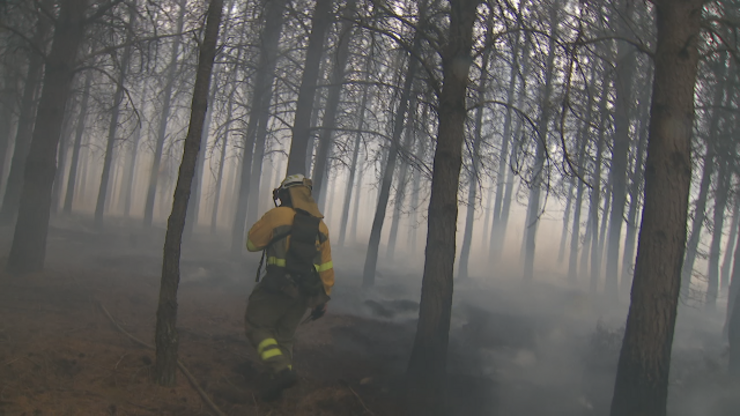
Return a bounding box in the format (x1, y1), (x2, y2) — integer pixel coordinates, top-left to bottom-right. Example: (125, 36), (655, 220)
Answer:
(317, 233), (334, 296)
(246, 210), (276, 252)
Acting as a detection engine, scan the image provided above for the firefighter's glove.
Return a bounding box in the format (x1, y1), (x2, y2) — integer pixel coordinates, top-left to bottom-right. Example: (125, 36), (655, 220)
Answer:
(310, 303), (327, 321)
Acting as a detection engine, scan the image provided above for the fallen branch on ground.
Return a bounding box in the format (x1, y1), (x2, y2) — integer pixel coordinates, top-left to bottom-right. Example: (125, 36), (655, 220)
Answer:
(97, 302), (227, 416)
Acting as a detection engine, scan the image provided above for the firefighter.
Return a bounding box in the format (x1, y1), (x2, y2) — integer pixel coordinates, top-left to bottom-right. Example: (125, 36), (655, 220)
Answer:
(244, 173), (334, 401)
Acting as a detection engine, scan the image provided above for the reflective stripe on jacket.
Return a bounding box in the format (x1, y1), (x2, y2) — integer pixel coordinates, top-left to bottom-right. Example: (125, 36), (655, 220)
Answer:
(246, 206), (334, 295)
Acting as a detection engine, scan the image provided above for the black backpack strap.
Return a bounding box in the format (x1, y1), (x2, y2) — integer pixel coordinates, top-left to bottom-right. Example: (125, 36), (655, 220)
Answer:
(285, 209), (320, 277)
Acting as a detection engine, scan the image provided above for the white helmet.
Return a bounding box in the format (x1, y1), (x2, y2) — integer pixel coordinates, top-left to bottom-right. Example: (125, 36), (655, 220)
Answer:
(279, 174), (309, 190)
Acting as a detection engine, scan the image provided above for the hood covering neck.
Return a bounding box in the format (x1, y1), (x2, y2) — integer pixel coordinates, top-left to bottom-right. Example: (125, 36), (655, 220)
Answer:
(288, 186), (323, 218)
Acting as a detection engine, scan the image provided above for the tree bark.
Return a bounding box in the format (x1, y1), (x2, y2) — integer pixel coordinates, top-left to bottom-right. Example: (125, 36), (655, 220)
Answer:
(154, 0), (222, 385)
(604, 0), (638, 299)
(285, 0), (335, 176)
(0, 10), (52, 224)
(143, 0), (186, 227)
(94, 5), (136, 228)
(6, 0), (87, 274)
(406, 1), (479, 413)
(211, 96), (234, 233)
(0, 69), (20, 194)
(587, 75), (609, 292)
(230, 0), (289, 255)
(610, 1), (703, 414)
(386, 104), (416, 262)
(407, 0), (480, 411)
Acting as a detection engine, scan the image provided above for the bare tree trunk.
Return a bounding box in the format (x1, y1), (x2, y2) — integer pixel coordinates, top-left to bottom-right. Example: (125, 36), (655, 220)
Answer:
(143, 0), (186, 227)
(0, 70), (20, 195)
(730, 287), (740, 378)
(587, 76), (609, 292)
(558, 179), (575, 264)
(337, 47), (372, 246)
(348, 153), (364, 243)
(362, 14), (424, 288)
(680, 146), (714, 293)
(721, 197), (739, 291)
(122, 80), (148, 218)
(490, 29), (527, 261)
(311, 0), (357, 204)
(184, 86), (216, 237)
(459, 44), (491, 280)
(620, 82), (651, 293)
(0, 10), (52, 224)
(604, 0), (638, 299)
(6, 0), (87, 274)
(706, 159), (729, 310)
(285, 0), (335, 175)
(95, 6), (136, 228)
(523, 7), (558, 281)
(230, 0), (289, 255)
(63, 72), (92, 215)
(51, 111), (75, 213)
(386, 107), (415, 262)
(610, 1), (703, 413)
(154, 0), (222, 385)
(567, 117), (591, 282)
(211, 97), (234, 233)
(406, 1), (479, 413)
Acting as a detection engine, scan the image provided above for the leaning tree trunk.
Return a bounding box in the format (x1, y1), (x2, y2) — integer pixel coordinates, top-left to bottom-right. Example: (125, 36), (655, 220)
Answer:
(610, 1), (703, 414)
(523, 9), (558, 282)
(406, 1), (479, 414)
(0, 11), (52, 224)
(604, 0), (638, 299)
(6, 0), (87, 274)
(143, 0), (186, 227)
(230, 0), (289, 255)
(362, 19), (424, 288)
(95, 6), (136, 228)
(459, 43), (491, 280)
(285, 0), (335, 175)
(154, 0), (222, 385)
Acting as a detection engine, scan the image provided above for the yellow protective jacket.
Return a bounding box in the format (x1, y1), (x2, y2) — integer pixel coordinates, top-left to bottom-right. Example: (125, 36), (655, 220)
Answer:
(246, 206), (334, 295)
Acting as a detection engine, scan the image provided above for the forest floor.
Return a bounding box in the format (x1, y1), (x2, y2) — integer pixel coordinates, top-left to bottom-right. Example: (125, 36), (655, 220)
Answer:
(0, 215), (738, 416)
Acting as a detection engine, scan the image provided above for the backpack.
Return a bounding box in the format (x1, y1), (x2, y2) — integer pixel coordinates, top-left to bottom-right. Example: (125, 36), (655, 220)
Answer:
(256, 209), (323, 297)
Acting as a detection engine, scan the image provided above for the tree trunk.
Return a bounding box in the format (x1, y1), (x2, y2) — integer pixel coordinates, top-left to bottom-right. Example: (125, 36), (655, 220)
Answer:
(567, 116), (591, 283)
(63, 71), (92, 215)
(721, 198), (739, 291)
(386, 105), (415, 263)
(285, 0), (335, 176)
(154, 0), (222, 385)
(523, 8), (558, 281)
(587, 76), (609, 292)
(122, 79), (148, 218)
(406, 1), (479, 414)
(184, 86), (216, 237)
(726, 218), (740, 339)
(610, 1), (703, 414)
(51, 111), (75, 213)
(705, 159), (729, 310)
(230, 0), (289, 255)
(558, 178), (575, 264)
(730, 287), (740, 378)
(211, 96), (234, 233)
(489, 29), (527, 261)
(311, 0), (357, 205)
(459, 44), (491, 280)
(6, 0), (87, 274)
(604, 0), (638, 299)
(0, 11), (52, 224)
(143, 0), (186, 227)
(620, 81), (651, 293)
(337, 46), (372, 246)
(95, 6), (136, 228)
(348, 152), (364, 243)
(362, 14), (424, 288)
(0, 70), (20, 194)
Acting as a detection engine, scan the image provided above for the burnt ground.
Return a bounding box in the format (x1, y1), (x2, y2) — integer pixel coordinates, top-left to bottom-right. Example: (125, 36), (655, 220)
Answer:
(0, 215), (738, 416)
